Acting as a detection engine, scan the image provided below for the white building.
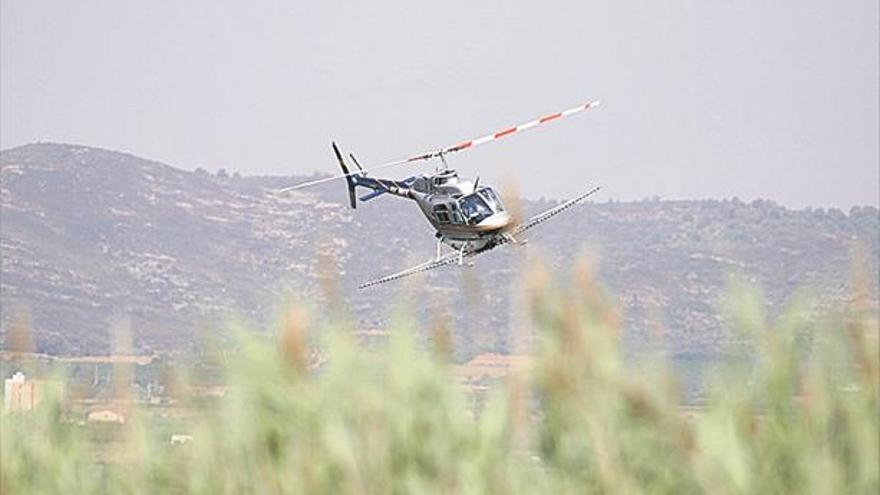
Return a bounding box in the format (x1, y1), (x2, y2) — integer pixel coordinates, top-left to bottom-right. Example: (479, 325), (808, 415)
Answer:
(5, 372), (37, 412)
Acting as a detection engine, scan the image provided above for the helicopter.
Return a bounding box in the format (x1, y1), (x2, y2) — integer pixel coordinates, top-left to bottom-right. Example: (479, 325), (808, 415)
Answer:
(279, 100), (603, 288)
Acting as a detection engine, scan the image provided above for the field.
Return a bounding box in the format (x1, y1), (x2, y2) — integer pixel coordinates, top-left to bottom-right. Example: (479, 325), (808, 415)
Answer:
(2, 262), (878, 494)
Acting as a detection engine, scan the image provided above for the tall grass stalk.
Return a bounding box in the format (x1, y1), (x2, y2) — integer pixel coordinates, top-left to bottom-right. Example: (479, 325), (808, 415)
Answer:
(1, 264), (877, 494)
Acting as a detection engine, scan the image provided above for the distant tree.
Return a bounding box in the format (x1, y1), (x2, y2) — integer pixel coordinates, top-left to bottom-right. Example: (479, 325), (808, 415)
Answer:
(827, 208), (845, 221)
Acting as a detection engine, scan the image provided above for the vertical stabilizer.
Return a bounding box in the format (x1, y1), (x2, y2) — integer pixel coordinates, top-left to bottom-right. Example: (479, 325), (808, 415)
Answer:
(332, 141), (358, 209)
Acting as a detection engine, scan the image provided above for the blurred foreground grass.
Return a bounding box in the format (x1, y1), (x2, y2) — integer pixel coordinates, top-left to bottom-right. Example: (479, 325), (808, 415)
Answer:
(2, 262), (878, 494)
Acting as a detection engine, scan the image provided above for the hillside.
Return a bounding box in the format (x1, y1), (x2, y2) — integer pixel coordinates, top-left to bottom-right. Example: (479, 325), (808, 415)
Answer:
(1, 143), (877, 358)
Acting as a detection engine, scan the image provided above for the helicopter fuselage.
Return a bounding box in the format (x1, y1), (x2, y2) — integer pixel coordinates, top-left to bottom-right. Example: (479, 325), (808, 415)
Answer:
(348, 167), (514, 252)
(409, 170), (513, 251)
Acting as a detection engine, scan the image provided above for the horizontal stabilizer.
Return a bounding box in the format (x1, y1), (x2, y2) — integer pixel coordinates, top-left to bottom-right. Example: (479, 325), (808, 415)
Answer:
(359, 190), (387, 202)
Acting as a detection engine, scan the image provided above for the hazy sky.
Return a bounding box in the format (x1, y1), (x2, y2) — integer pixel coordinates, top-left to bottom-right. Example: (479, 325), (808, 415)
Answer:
(2, 1), (877, 208)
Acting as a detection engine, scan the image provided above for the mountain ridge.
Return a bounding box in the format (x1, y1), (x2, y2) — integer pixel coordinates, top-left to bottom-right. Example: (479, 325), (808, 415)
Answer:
(2, 143), (877, 358)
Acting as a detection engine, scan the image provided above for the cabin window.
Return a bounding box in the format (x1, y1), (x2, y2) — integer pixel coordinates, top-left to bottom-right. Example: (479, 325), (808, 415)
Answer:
(478, 187), (505, 212)
(433, 204), (451, 224)
(459, 193), (492, 225)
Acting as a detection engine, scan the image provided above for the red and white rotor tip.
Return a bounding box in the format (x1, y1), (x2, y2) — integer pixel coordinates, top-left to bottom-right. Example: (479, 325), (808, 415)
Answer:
(428, 100), (602, 159)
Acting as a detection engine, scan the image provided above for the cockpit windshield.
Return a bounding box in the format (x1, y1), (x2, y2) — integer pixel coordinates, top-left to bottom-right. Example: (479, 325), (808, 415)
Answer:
(478, 187), (504, 213)
(459, 193), (493, 225)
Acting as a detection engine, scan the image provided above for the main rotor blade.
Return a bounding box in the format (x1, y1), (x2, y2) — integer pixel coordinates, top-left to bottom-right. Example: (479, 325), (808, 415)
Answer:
(277, 156), (414, 192)
(279, 100), (601, 192)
